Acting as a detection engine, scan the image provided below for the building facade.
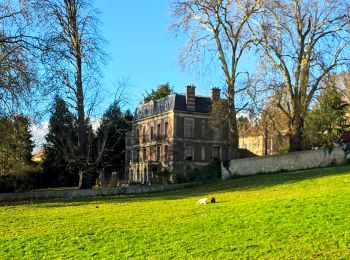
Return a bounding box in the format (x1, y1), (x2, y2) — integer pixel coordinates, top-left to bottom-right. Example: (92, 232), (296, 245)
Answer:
(125, 86), (230, 184)
(239, 127), (289, 156)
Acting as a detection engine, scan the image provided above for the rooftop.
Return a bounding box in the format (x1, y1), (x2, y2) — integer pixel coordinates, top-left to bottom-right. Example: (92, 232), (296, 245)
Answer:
(134, 94), (212, 120)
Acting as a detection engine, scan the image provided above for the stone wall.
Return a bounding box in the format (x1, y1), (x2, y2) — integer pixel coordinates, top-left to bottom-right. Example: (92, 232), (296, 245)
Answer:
(222, 147), (347, 179)
(0, 183), (190, 202)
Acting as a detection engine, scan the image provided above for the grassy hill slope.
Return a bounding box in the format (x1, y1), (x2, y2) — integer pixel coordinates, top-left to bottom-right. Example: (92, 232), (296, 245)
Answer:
(1, 166), (350, 259)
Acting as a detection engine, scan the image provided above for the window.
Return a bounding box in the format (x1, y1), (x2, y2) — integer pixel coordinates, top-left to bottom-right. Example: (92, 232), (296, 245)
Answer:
(201, 145), (205, 161)
(149, 147), (153, 161)
(164, 122), (169, 137)
(130, 169), (133, 181)
(144, 167), (148, 183)
(143, 148), (146, 161)
(150, 126), (154, 140)
(136, 128), (140, 143)
(156, 146), (161, 160)
(165, 99), (170, 110)
(184, 119), (194, 138)
(164, 145), (169, 160)
(212, 127), (220, 140)
(201, 120), (206, 138)
(142, 127), (146, 140)
(184, 145), (193, 161)
(157, 123), (161, 138)
(212, 146), (220, 161)
(136, 149), (140, 161)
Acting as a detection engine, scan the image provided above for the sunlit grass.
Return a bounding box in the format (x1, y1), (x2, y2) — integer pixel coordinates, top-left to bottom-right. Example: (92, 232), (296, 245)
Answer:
(1, 166), (350, 259)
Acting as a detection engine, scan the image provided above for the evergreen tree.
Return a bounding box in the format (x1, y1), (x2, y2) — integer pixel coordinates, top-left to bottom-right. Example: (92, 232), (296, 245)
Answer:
(12, 115), (34, 163)
(303, 85), (349, 148)
(143, 83), (174, 103)
(43, 96), (77, 187)
(0, 114), (34, 176)
(95, 102), (133, 179)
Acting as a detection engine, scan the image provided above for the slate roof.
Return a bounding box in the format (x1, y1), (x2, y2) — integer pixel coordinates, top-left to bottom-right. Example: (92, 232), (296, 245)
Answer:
(134, 94), (212, 120)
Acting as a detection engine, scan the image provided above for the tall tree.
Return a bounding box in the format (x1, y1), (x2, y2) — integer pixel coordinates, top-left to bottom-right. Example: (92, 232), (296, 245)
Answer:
(253, 0), (350, 151)
(43, 95), (77, 186)
(171, 0), (262, 158)
(95, 103), (133, 180)
(33, 0), (105, 188)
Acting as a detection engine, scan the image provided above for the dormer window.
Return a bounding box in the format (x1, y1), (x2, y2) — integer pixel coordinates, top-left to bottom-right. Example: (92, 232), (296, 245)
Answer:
(164, 99), (170, 110)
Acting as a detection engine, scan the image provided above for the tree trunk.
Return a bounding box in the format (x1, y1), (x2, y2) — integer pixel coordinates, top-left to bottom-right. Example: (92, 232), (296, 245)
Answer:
(78, 170), (91, 189)
(74, 16), (90, 189)
(229, 116), (240, 159)
(289, 117), (304, 152)
(61, 0), (92, 189)
(264, 125), (268, 156)
(228, 84), (240, 159)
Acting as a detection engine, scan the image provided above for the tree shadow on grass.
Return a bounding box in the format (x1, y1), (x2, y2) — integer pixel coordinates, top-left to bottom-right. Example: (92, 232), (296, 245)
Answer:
(2, 165), (350, 208)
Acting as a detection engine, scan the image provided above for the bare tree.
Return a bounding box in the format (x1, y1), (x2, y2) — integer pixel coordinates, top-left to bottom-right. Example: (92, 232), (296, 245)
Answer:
(0, 0), (36, 114)
(252, 0), (350, 151)
(171, 0), (262, 159)
(33, 0), (106, 188)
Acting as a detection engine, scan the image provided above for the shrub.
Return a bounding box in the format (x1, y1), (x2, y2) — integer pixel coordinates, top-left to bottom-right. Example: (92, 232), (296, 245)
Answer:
(0, 166), (43, 193)
(176, 162), (221, 183)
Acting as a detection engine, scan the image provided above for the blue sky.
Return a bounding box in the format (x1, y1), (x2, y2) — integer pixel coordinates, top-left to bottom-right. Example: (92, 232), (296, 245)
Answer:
(94, 0), (222, 112)
(32, 0), (255, 150)
(33, 1), (219, 150)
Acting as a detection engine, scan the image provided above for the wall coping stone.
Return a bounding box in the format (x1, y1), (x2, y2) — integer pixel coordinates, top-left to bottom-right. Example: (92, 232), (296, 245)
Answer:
(0, 183), (191, 202)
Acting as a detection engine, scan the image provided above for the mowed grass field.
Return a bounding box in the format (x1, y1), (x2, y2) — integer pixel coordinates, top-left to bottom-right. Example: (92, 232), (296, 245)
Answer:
(1, 166), (350, 259)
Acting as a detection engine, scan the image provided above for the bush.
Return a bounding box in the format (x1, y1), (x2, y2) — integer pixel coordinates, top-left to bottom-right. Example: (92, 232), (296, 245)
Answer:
(176, 162), (221, 183)
(42, 166), (79, 188)
(0, 166), (43, 193)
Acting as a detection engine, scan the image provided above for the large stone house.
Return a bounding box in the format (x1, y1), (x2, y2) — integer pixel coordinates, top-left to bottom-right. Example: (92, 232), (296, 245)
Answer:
(125, 86), (230, 184)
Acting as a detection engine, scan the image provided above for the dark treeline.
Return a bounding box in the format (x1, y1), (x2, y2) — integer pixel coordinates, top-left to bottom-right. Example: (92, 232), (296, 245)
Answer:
(0, 114), (39, 192)
(42, 96), (133, 189)
(0, 96), (133, 192)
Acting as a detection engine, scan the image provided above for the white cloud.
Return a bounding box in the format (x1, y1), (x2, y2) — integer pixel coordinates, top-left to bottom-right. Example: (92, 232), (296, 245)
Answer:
(30, 121), (49, 153)
(90, 117), (101, 132)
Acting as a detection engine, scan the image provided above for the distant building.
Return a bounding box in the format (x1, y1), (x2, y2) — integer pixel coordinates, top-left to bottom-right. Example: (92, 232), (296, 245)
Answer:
(32, 150), (44, 163)
(239, 131), (289, 156)
(239, 135), (265, 156)
(125, 86), (230, 184)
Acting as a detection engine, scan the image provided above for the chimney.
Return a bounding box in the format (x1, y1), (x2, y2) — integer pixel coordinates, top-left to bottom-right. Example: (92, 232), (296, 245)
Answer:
(211, 87), (220, 101)
(186, 85), (196, 111)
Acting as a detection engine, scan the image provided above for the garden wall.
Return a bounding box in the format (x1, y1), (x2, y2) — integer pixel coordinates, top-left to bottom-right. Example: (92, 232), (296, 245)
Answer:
(221, 147), (347, 180)
(0, 183), (190, 202)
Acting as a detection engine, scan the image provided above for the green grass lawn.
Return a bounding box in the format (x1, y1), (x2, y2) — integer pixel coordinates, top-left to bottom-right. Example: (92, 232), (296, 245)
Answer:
(1, 166), (350, 259)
